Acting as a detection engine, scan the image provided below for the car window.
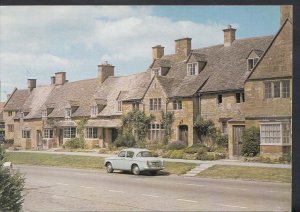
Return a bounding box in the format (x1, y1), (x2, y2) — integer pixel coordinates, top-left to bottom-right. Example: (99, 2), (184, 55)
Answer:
(118, 151), (126, 157)
(126, 151), (134, 158)
(136, 151), (152, 157)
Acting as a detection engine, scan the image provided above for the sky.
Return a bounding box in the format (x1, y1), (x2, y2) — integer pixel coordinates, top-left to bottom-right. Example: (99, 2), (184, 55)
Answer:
(0, 6), (280, 102)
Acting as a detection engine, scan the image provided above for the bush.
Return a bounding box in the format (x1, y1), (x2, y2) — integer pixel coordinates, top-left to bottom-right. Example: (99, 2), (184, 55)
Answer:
(168, 150), (185, 159)
(279, 153), (292, 163)
(64, 138), (85, 149)
(185, 143), (208, 154)
(114, 133), (136, 148)
(0, 145), (25, 211)
(196, 152), (215, 160)
(214, 133), (228, 148)
(167, 140), (187, 150)
(242, 127), (260, 157)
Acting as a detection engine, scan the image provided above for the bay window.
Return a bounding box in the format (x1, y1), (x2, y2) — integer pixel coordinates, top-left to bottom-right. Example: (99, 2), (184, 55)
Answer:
(260, 122), (291, 145)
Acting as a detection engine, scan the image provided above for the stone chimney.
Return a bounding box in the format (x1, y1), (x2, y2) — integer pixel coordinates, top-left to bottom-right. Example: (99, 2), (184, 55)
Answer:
(55, 72), (66, 86)
(280, 5), (293, 25)
(98, 61), (114, 83)
(223, 25), (236, 47)
(27, 79), (36, 92)
(50, 76), (55, 85)
(175, 37), (191, 57)
(152, 45), (164, 60)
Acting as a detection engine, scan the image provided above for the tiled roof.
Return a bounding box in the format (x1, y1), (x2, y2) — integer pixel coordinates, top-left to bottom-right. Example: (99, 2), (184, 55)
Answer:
(4, 89), (29, 111)
(45, 78), (99, 118)
(94, 71), (151, 116)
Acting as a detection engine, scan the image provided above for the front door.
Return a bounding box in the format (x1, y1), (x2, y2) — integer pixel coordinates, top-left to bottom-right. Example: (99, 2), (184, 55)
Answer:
(59, 129), (64, 147)
(233, 126), (245, 157)
(179, 125), (188, 144)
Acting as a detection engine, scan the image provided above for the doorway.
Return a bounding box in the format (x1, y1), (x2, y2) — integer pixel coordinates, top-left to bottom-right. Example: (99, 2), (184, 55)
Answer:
(233, 126), (245, 157)
(59, 129), (64, 147)
(179, 125), (188, 144)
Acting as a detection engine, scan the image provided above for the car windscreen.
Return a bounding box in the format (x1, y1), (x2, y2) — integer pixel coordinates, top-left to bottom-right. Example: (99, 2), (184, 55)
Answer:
(136, 151), (153, 157)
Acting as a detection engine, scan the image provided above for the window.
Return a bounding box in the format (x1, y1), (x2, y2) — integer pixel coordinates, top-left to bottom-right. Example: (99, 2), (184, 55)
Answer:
(91, 106), (98, 117)
(247, 57), (259, 70)
(235, 92), (245, 103)
(148, 123), (164, 141)
(0, 122), (4, 129)
(8, 111), (12, 116)
(150, 98), (162, 111)
(152, 68), (161, 77)
(222, 122), (228, 134)
(132, 102), (139, 111)
(117, 101), (122, 112)
(187, 63), (198, 76)
(274, 81), (280, 98)
(173, 100), (182, 110)
(217, 94), (222, 104)
(260, 122), (291, 145)
(85, 127), (98, 139)
(44, 129), (53, 138)
(63, 127), (76, 138)
(41, 110), (47, 117)
(264, 82), (272, 99)
(8, 124), (14, 132)
(126, 151), (134, 158)
(65, 108), (72, 118)
(282, 80), (290, 98)
(22, 130), (31, 138)
(118, 151), (126, 157)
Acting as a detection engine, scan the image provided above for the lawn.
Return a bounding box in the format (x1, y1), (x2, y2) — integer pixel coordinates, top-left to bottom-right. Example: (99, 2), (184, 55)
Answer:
(198, 165), (291, 183)
(6, 152), (196, 175)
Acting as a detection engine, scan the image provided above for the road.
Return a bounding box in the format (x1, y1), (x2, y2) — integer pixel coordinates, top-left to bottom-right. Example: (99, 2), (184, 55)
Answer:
(17, 165), (291, 211)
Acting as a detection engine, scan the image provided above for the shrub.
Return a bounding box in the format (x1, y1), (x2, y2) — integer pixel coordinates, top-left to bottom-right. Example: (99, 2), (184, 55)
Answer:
(196, 152), (215, 160)
(214, 133), (228, 148)
(0, 145), (25, 211)
(185, 143), (208, 154)
(166, 140), (187, 150)
(64, 138), (85, 149)
(279, 153), (292, 163)
(169, 150), (185, 159)
(241, 127), (260, 157)
(114, 133), (136, 147)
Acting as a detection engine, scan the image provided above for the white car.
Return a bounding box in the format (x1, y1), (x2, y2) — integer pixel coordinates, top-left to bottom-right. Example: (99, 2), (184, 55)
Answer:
(104, 148), (164, 175)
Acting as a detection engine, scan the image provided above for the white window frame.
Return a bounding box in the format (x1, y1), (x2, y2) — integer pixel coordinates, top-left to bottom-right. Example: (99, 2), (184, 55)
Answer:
(65, 108), (72, 118)
(260, 122), (291, 146)
(150, 98), (162, 111)
(22, 130), (31, 139)
(187, 63), (198, 76)
(151, 68), (161, 77)
(41, 109), (47, 117)
(85, 127), (98, 139)
(0, 122), (4, 129)
(91, 106), (98, 117)
(8, 111), (13, 116)
(117, 101), (122, 113)
(148, 123), (164, 141)
(235, 92), (245, 103)
(247, 57), (259, 70)
(132, 102), (139, 111)
(173, 100), (182, 110)
(63, 127), (76, 139)
(8, 124), (14, 132)
(44, 129), (53, 138)
(281, 80), (290, 98)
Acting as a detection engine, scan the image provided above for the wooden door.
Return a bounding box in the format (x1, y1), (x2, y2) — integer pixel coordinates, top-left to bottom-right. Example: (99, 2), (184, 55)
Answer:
(233, 126), (245, 157)
(179, 125), (188, 144)
(59, 129), (63, 147)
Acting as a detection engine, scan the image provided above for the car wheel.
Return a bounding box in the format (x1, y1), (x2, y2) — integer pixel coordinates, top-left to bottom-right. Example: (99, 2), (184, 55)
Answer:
(106, 162), (114, 173)
(132, 165), (140, 175)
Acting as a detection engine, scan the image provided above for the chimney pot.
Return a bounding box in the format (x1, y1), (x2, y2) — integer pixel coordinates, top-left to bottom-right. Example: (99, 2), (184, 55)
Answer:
(27, 79), (36, 92)
(98, 62), (114, 84)
(55, 72), (66, 86)
(223, 25), (236, 47)
(152, 45), (164, 60)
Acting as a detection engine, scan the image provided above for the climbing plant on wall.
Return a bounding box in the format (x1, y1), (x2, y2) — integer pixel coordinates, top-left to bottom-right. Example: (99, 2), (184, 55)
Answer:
(161, 111), (174, 144)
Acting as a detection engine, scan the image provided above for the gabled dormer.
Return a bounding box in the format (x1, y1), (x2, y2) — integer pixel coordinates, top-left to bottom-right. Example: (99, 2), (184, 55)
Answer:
(150, 59), (171, 78)
(247, 49), (263, 71)
(90, 99), (107, 117)
(186, 52), (207, 76)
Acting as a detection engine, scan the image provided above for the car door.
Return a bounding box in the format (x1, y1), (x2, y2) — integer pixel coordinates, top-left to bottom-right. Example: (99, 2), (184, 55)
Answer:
(114, 150), (126, 170)
(124, 151), (135, 171)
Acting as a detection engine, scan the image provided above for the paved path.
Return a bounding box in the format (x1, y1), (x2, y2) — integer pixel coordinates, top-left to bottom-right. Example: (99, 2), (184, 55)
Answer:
(7, 150), (291, 169)
(18, 165), (291, 211)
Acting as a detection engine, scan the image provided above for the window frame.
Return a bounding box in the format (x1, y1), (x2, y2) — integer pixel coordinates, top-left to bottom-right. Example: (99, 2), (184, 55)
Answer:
(44, 128), (54, 138)
(282, 80), (290, 98)
(149, 98), (162, 111)
(91, 106), (98, 117)
(152, 68), (161, 77)
(41, 109), (47, 117)
(247, 57), (259, 70)
(63, 127), (76, 139)
(187, 62), (198, 76)
(148, 123), (165, 141)
(132, 102), (139, 111)
(8, 124), (14, 132)
(173, 100), (182, 110)
(22, 130), (31, 139)
(65, 108), (72, 118)
(117, 100), (122, 112)
(260, 122), (291, 146)
(8, 111), (13, 116)
(217, 94), (223, 104)
(85, 127), (98, 139)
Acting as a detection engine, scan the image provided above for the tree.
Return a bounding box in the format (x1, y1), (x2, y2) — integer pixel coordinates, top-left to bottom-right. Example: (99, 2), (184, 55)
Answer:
(161, 111), (174, 144)
(0, 145), (25, 211)
(241, 127), (260, 157)
(193, 116), (216, 144)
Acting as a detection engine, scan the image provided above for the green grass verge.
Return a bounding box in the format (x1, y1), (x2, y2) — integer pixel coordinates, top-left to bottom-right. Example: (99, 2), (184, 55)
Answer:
(198, 165), (291, 183)
(6, 152), (196, 175)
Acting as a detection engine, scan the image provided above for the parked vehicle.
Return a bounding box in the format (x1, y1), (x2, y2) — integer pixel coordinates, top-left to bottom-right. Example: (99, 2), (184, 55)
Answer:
(3, 161), (13, 172)
(104, 148), (164, 175)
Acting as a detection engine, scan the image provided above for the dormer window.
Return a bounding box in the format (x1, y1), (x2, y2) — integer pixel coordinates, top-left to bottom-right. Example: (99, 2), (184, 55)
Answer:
(151, 68), (161, 78)
(91, 106), (98, 117)
(117, 101), (122, 112)
(41, 109), (47, 117)
(187, 63), (198, 76)
(247, 57), (259, 70)
(65, 108), (72, 118)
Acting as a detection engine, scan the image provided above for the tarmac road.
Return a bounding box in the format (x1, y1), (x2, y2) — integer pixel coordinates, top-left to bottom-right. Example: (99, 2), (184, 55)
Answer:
(17, 165), (291, 211)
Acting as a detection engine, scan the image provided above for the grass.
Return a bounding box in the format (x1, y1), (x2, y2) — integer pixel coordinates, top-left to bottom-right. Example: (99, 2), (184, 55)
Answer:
(198, 165), (291, 183)
(6, 152), (196, 175)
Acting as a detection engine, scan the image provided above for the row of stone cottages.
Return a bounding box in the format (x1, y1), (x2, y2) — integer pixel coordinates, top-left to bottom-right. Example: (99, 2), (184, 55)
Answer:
(1, 7), (292, 159)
